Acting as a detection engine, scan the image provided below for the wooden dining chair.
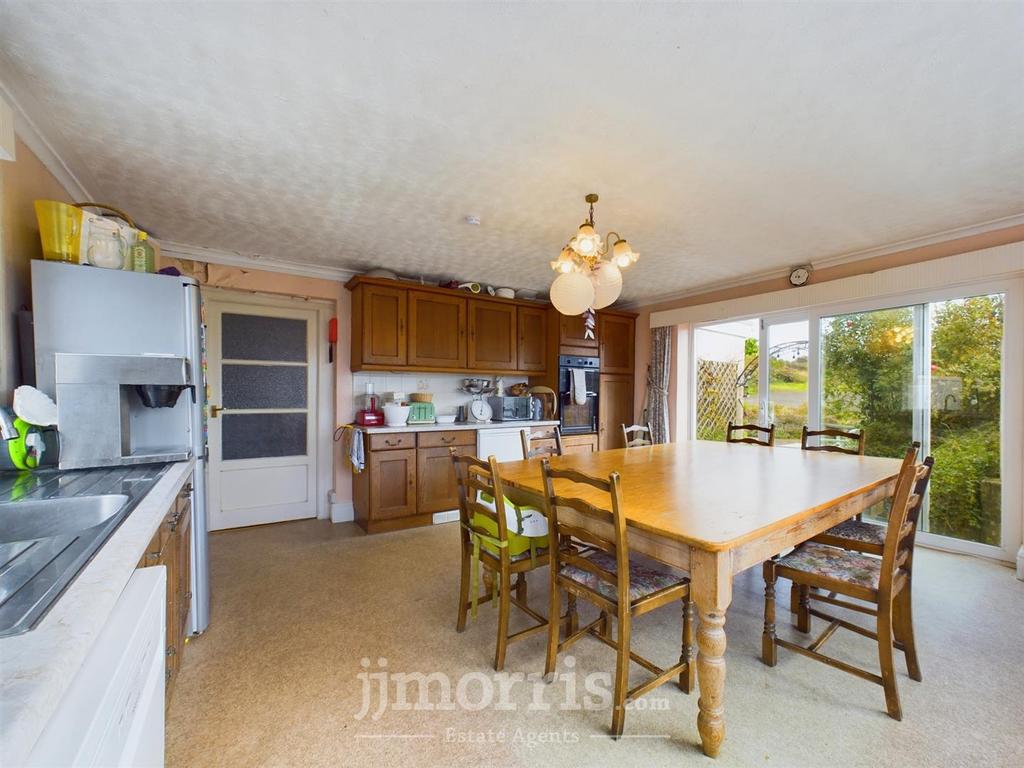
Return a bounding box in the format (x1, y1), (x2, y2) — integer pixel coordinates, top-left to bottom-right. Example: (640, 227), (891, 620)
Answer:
(520, 425), (564, 459)
(621, 422), (655, 448)
(539, 459), (694, 738)
(813, 455), (933, 557)
(451, 451), (550, 671)
(800, 425), (865, 455)
(726, 421), (775, 446)
(762, 456), (929, 721)
(789, 443), (921, 615)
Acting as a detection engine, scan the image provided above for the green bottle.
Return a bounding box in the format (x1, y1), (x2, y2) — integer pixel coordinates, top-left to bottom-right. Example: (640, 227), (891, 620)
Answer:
(128, 231), (156, 273)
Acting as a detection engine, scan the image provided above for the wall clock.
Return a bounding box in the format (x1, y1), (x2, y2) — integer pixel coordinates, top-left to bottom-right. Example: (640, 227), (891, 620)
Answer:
(789, 266), (811, 287)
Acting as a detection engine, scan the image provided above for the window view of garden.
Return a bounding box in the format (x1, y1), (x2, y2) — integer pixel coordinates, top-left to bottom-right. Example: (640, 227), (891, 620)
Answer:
(696, 293), (1004, 547)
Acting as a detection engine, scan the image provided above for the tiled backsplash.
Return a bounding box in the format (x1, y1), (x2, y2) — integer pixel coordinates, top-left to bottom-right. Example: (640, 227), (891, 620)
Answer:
(351, 372), (528, 417)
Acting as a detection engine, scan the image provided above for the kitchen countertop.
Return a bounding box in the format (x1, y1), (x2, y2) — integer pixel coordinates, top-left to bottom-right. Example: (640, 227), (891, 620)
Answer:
(357, 419), (560, 434)
(0, 459), (195, 766)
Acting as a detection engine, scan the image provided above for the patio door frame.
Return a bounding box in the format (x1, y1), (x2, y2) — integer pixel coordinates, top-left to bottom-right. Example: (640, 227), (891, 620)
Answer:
(689, 276), (1023, 565)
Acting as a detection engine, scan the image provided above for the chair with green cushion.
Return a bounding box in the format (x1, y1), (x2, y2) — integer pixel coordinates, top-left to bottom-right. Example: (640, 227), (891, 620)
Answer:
(451, 450), (551, 671)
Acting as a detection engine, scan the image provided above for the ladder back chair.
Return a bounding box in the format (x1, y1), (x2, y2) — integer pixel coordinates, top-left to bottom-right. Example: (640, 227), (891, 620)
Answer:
(786, 444), (925, 614)
(520, 425), (564, 459)
(800, 425), (865, 455)
(621, 422), (655, 448)
(813, 455), (933, 557)
(762, 452), (928, 721)
(726, 421), (775, 446)
(451, 451), (550, 671)
(539, 459), (694, 738)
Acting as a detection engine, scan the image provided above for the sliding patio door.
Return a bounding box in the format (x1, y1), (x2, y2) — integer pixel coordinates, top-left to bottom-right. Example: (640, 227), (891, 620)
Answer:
(690, 281), (1020, 561)
(819, 293), (1007, 551)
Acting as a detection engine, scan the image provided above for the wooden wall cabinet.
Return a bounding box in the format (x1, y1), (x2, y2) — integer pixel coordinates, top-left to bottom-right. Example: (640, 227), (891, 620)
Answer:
(408, 290), (467, 368)
(468, 299), (517, 371)
(356, 284), (407, 367)
(348, 277), (548, 375)
(559, 312), (599, 354)
(599, 313), (635, 374)
(516, 305), (548, 372)
(137, 474), (193, 707)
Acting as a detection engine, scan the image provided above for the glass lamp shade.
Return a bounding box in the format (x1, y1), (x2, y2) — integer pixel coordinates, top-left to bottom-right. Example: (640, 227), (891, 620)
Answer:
(571, 223), (602, 257)
(550, 270), (596, 316)
(612, 239), (635, 268)
(590, 261), (623, 309)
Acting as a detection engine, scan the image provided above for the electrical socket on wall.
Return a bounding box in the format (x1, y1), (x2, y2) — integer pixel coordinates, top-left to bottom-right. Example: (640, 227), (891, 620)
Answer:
(416, 379), (430, 391)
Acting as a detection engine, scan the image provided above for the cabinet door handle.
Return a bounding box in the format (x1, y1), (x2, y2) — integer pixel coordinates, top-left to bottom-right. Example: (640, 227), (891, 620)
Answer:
(441, 436), (454, 444)
(385, 439), (400, 447)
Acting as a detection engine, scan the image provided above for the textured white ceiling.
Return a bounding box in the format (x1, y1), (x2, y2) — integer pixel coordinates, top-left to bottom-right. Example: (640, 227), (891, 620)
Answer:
(1, 2), (1022, 303)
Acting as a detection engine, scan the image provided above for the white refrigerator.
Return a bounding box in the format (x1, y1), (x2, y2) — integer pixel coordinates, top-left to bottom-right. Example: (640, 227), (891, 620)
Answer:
(31, 260), (211, 635)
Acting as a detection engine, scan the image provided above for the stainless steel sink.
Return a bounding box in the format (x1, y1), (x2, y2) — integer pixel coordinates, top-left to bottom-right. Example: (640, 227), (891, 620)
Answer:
(0, 495), (128, 544)
(0, 464), (170, 636)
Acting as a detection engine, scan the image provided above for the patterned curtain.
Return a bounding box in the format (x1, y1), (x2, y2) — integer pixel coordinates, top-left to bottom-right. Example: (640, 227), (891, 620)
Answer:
(645, 326), (672, 443)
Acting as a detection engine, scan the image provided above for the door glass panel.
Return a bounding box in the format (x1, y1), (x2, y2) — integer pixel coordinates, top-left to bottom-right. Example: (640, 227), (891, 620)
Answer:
(695, 319), (760, 439)
(821, 307), (915, 521)
(765, 320), (809, 445)
(223, 365), (307, 409)
(222, 413), (307, 460)
(222, 314), (306, 362)
(925, 294), (1003, 545)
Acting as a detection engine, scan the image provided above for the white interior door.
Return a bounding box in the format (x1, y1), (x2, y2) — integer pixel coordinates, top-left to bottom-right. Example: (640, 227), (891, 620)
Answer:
(206, 299), (319, 530)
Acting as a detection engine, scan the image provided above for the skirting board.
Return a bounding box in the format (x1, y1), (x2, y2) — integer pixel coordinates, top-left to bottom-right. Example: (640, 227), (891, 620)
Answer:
(432, 510), (459, 525)
(1017, 545), (1023, 581)
(331, 501), (354, 524)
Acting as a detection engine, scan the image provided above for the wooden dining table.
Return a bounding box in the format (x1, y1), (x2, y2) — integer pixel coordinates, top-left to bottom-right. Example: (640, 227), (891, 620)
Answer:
(498, 439), (902, 758)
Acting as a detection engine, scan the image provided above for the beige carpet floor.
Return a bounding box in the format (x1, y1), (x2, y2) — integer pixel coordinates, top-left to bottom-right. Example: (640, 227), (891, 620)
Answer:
(166, 519), (1024, 768)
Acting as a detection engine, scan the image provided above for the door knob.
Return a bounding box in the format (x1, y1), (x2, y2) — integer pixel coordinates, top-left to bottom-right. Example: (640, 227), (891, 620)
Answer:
(209, 404), (223, 418)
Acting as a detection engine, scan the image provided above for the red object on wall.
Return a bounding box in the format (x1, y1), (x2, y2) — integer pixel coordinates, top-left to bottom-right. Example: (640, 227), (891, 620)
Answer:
(328, 317), (338, 343)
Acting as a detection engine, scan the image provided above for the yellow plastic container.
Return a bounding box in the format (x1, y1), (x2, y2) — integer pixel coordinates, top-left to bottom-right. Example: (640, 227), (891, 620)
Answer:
(34, 200), (83, 263)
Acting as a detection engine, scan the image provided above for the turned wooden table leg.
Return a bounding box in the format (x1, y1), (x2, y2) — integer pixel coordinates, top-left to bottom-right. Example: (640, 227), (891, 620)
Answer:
(690, 549), (733, 759)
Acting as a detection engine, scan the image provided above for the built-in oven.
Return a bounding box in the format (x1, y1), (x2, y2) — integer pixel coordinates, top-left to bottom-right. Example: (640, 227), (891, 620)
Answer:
(558, 355), (599, 435)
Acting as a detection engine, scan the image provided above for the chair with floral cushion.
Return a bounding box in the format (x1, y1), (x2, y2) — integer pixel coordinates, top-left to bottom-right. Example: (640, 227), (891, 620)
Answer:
(762, 455), (929, 721)
(539, 458), (694, 738)
(789, 440), (920, 614)
(451, 451), (550, 672)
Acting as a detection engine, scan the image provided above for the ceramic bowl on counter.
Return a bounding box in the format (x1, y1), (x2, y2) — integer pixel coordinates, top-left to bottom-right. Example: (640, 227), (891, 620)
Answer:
(436, 414), (457, 424)
(383, 404), (411, 426)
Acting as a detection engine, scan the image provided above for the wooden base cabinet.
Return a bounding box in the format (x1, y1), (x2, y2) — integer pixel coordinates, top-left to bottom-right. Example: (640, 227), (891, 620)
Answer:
(354, 430), (476, 533)
(562, 433), (599, 455)
(137, 474), (193, 708)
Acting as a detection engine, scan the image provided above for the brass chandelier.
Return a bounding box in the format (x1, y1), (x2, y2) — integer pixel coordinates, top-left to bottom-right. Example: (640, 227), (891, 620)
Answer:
(549, 193), (639, 315)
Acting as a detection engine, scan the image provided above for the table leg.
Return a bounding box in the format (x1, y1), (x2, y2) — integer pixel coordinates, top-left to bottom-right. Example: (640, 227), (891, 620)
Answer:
(690, 549), (733, 758)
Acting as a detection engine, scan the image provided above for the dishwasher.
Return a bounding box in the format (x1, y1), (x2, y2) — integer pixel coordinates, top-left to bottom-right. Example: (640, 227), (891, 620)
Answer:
(476, 427), (527, 463)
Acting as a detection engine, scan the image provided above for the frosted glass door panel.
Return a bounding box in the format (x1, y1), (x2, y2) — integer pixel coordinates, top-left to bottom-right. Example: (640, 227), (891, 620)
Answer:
(223, 365), (307, 409)
(222, 314), (307, 362)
